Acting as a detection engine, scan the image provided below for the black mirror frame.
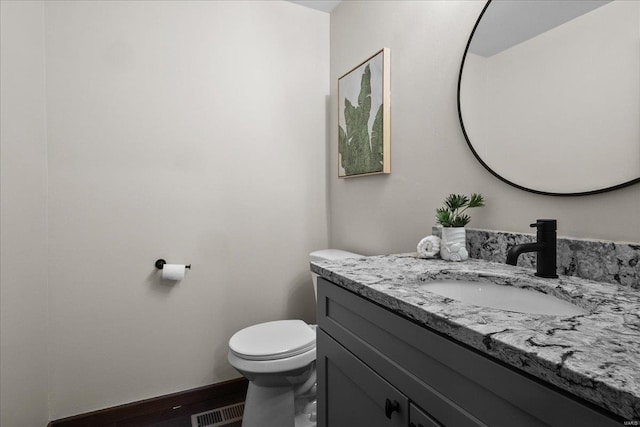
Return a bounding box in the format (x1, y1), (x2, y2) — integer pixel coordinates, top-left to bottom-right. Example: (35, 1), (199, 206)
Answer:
(457, 0), (640, 197)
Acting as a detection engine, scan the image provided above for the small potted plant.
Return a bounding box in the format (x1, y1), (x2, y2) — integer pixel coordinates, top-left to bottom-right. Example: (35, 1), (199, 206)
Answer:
(436, 193), (484, 261)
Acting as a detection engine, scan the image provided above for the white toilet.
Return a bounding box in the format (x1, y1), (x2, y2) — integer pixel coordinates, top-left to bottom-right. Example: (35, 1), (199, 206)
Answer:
(228, 249), (362, 427)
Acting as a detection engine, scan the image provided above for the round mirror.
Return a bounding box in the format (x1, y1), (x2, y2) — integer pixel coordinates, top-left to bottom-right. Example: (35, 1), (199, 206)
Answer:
(458, 0), (640, 196)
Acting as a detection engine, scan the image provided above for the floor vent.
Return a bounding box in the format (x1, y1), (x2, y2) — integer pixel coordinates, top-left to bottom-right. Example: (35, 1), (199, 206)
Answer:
(191, 402), (244, 427)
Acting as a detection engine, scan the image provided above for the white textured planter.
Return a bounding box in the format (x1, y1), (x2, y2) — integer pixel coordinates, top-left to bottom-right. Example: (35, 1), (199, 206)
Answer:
(440, 227), (468, 261)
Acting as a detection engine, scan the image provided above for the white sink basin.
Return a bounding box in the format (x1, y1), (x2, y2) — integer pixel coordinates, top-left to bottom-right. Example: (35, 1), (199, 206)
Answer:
(421, 280), (587, 316)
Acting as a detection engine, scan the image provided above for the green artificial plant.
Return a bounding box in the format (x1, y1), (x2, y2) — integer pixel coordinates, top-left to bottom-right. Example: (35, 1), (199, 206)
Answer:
(436, 193), (484, 227)
(339, 64), (384, 176)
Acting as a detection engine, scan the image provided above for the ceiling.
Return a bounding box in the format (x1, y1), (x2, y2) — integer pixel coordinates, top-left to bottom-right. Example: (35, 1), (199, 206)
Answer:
(289, 0), (342, 13)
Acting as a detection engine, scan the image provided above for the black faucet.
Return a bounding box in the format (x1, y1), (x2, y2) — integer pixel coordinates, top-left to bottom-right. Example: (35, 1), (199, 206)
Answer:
(506, 219), (558, 278)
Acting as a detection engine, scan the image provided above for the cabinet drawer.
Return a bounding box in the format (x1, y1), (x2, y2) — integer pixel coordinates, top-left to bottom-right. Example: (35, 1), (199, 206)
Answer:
(317, 278), (621, 427)
(317, 329), (408, 427)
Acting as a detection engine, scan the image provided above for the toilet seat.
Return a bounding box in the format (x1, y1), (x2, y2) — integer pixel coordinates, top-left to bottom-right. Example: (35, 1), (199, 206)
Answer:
(228, 346), (316, 374)
(229, 320), (316, 361)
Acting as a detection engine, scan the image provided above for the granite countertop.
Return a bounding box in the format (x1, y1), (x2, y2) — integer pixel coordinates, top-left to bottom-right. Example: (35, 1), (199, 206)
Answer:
(311, 254), (640, 420)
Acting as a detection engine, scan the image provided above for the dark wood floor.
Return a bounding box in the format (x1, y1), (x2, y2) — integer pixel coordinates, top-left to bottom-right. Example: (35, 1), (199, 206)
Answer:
(114, 392), (245, 427)
(49, 379), (247, 427)
(125, 416), (242, 427)
(115, 400), (244, 427)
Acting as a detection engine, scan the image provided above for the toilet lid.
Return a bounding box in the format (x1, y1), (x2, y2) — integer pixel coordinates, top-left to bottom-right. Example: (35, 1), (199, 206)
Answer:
(229, 320), (316, 361)
(309, 249), (362, 262)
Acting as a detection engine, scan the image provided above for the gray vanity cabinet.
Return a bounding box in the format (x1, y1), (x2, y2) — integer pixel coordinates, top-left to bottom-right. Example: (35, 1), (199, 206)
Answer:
(316, 277), (621, 427)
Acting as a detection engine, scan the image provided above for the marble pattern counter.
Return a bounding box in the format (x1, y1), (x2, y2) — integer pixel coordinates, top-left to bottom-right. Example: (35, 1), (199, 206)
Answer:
(311, 254), (640, 420)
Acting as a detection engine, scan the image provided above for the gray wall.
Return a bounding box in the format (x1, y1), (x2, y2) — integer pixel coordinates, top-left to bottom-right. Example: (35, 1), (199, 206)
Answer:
(2, 0), (329, 422)
(329, 0), (640, 256)
(0, 2), (50, 426)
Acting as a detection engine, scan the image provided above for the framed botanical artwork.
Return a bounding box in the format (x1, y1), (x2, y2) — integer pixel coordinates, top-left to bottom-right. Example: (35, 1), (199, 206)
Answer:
(338, 48), (390, 178)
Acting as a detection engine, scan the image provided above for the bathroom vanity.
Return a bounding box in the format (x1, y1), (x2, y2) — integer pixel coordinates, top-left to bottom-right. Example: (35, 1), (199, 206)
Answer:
(312, 255), (640, 426)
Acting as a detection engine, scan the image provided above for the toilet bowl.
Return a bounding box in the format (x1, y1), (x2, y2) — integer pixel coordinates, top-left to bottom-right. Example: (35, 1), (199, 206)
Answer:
(228, 249), (362, 427)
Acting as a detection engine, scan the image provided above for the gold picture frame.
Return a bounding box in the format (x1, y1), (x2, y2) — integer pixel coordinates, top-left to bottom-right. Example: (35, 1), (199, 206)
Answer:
(338, 48), (390, 178)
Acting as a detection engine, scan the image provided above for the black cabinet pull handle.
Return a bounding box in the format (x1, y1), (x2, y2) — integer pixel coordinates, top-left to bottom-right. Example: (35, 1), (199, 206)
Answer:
(384, 398), (400, 419)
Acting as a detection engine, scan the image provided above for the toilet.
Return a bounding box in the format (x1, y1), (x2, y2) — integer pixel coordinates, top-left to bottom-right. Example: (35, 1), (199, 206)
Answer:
(228, 249), (362, 427)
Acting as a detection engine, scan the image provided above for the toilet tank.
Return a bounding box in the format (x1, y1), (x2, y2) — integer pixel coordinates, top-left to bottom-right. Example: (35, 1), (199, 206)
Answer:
(309, 249), (363, 300)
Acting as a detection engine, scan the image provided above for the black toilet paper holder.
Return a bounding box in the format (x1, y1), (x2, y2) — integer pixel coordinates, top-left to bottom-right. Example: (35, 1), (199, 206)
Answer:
(154, 259), (192, 270)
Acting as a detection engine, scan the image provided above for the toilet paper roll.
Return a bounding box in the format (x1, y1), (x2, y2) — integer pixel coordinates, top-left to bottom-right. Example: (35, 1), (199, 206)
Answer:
(162, 264), (186, 281)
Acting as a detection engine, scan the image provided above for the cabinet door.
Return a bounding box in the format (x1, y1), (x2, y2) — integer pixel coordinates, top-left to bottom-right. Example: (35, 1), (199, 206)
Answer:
(317, 329), (408, 427)
(410, 403), (442, 427)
